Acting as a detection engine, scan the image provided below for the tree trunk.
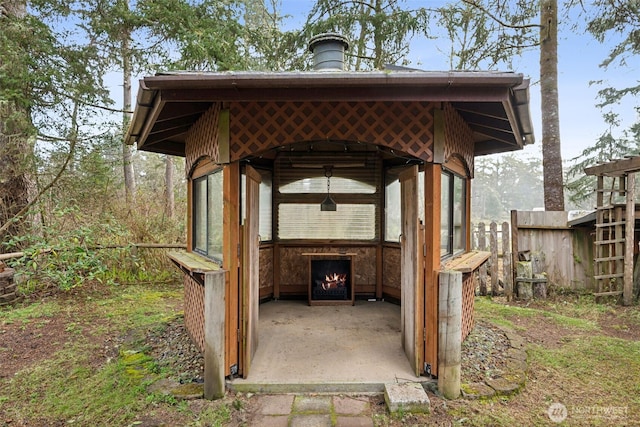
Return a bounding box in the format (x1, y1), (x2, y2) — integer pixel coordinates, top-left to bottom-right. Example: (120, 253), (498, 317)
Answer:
(0, 0), (34, 251)
(164, 155), (174, 219)
(122, 0), (136, 205)
(540, 0), (564, 211)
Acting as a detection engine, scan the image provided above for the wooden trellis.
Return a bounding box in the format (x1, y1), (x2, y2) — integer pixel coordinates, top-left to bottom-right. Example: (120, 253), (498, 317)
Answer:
(585, 157), (640, 306)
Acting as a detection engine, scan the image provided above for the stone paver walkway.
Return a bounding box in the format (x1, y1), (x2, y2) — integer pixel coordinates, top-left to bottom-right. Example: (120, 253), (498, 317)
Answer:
(251, 394), (375, 427)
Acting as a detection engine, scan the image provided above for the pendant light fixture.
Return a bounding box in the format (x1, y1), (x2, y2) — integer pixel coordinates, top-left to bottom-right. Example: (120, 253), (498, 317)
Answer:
(321, 165), (337, 211)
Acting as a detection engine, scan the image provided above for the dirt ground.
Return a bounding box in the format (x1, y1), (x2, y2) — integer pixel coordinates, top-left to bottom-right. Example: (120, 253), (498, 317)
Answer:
(1, 285), (639, 426)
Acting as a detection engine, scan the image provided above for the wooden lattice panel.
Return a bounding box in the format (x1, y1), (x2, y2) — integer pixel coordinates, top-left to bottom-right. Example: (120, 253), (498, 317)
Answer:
(183, 274), (205, 354)
(185, 103), (221, 176)
(443, 103), (475, 177)
(461, 272), (476, 341)
(230, 101), (435, 162)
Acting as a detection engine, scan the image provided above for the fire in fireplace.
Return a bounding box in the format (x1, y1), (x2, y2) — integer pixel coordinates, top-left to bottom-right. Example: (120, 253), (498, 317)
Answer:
(311, 259), (350, 300)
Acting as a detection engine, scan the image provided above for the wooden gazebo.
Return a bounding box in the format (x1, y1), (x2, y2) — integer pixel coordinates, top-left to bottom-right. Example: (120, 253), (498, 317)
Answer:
(125, 36), (534, 397)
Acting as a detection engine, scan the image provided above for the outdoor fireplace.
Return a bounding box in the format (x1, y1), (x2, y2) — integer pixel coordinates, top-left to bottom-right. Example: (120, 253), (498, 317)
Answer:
(311, 259), (349, 300)
(303, 252), (356, 306)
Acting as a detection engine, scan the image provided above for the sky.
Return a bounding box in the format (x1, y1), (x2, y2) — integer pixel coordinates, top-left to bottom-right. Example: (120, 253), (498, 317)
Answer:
(278, 0), (640, 164)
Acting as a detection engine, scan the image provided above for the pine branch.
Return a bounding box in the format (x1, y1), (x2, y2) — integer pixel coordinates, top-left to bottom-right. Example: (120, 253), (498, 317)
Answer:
(461, 0), (542, 30)
(33, 85), (132, 114)
(0, 103), (80, 236)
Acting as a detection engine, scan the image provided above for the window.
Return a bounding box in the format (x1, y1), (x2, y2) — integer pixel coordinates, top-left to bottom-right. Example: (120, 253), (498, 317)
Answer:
(193, 168), (224, 263)
(385, 168), (425, 243)
(258, 171), (273, 241)
(385, 172), (401, 242)
(280, 176), (375, 194)
(275, 154), (379, 241)
(279, 203), (376, 239)
(241, 168), (273, 242)
(441, 169), (466, 257)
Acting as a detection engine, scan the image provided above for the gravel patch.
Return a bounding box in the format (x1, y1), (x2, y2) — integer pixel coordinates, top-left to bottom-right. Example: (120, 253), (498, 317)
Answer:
(461, 321), (511, 383)
(146, 317), (205, 384)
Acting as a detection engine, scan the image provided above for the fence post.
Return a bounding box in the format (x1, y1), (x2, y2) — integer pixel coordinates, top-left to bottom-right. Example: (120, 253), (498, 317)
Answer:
(477, 222), (487, 296)
(502, 221), (513, 301)
(490, 222), (499, 295)
(204, 270), (226, 400)
(438, 270), (462, 400)
(477, 222), (487, 251)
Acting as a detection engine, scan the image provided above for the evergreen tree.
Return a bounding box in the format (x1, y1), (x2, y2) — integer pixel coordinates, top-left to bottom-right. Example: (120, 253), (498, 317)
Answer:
(566, 111), (640, 207)
(303, 0), (431, 70)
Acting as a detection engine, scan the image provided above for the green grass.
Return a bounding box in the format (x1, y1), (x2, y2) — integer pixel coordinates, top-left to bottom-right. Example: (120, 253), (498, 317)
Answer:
(475, 297), (538, 318)
(475, 296), (600, 331)
(1, 341), (149, 425)
(541, 311), (599, 330)
(463, 297), (640, 426)
(0, 301), (61, 325)
(96, 285), (182, 331)
(530, 336), (640, 392)
(189, 404), (232, 427)
(0, 281), (194, 426)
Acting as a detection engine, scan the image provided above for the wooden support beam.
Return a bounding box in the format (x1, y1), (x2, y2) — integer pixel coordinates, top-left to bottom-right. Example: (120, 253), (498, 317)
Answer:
(204, 270), (226, 400)
(423, 163), (441, 377)
(223, 163), (240, 376)
(624, 173), (635, 306)
(438, 270), (462, 399)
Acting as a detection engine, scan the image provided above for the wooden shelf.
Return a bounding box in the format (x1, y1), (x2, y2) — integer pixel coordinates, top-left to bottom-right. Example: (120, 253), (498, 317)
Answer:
(168, 250), (221, 274)
(444, 250), (490, 274)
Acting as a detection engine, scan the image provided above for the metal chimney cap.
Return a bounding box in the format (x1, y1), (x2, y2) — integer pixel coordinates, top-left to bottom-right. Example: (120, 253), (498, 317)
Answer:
(308, 33), (350, 53)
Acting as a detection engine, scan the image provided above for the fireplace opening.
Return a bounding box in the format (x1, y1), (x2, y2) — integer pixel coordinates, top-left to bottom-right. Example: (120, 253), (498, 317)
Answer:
(311, 259), (350, 301)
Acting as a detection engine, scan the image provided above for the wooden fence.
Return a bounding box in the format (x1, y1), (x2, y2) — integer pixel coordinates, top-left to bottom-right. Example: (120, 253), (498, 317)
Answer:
(472, 212), (594, 294)
(470, 221), (513, 297)
(510, 211), (593, 290)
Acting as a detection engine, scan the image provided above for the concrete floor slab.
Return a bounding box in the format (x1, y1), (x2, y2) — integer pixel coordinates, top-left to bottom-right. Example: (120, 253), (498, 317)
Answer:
(230, 300), (424, 393)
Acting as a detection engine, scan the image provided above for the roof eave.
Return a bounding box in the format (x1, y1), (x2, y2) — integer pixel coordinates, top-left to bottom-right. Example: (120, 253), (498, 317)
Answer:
(125, 71), (534, 156)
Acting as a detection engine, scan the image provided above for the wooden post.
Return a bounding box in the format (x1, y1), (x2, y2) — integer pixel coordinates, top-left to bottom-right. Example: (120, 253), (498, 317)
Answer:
(490, 222), (499, 295)
(204, 270), (226, 400)
(438, 270), (462, 399)
(424, 163), (442, 377)
(624, 173), (635, 306)
(510, 210), (519, 296)
(502, 221), (513, 300)
(533, 275), (548, 299)
(516, 262), (533, 300)
(477, 222), (487, 251)
(479, 264), (488, 297)
(478, 223), (487, 296)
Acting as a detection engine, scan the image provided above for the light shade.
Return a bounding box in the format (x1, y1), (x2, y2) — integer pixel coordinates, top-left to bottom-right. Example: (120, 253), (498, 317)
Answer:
(321, 194), (337, 211)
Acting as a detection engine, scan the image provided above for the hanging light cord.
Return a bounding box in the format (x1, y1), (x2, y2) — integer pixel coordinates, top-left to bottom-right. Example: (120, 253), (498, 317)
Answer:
(325, 166), (333, 195)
